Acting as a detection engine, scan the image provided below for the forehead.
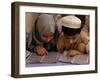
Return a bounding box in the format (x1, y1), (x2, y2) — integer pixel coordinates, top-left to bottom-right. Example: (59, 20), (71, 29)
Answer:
(64, 34), (79, 38)
(42, 32), (53, 36)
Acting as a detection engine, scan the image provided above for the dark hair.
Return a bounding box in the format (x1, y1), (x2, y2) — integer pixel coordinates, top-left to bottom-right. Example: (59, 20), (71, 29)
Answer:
(62, 26), (82, 36)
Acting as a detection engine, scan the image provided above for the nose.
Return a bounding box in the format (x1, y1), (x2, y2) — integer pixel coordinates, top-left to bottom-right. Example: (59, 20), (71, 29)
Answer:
(46, 38), (51, 42)
(69, 39), (73, 44)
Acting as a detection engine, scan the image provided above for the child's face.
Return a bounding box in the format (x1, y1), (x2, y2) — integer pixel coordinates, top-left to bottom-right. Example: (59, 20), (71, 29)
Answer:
(64, 33), (80, 45)
(41, 32), (53, 43)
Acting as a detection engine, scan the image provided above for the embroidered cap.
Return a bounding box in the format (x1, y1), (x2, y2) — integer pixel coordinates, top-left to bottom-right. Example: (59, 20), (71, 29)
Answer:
(61, 15), (82, 36)
(61, 15), (81, 29)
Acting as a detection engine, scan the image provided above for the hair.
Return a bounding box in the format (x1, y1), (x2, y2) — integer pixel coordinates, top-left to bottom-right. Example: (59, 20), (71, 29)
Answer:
(62, 26), (82, 36)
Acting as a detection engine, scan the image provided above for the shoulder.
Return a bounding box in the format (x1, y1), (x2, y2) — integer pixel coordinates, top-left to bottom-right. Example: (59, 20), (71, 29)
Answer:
(80, 30), (89, 45)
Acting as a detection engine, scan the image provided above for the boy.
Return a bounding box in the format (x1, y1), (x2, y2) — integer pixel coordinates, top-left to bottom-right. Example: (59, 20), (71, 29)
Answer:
(57, 15), (89, 57)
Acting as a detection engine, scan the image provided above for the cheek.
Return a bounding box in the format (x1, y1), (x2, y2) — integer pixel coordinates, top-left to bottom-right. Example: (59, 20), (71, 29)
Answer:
(73, 38), (78, 43)
(50, 37), (53, 40)
(47, 37), (53, 42)
(65, 39), (69, 42)
(41, 37), (46, 41)
(42, 37), (53, 42)
(65, 39), (76, 44)
(42, 38), (47, 41)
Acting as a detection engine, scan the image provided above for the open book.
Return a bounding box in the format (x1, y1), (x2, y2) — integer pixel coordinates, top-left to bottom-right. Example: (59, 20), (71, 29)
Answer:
(26, 51), (89, 64)
(59, 54), (89, 64)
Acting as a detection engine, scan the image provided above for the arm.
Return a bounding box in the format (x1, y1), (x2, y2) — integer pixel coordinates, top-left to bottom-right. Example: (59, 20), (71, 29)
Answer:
(64, 43), (86, 57)
(57, 32), (65, 53)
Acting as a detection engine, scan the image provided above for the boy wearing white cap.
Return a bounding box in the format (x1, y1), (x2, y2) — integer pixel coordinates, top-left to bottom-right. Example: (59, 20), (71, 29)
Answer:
(57, 15), (89, 57)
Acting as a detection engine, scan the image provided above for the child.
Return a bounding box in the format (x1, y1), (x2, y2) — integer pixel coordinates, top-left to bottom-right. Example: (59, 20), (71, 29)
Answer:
(26, 14), (60, 56)
(57, 15), (89, 57)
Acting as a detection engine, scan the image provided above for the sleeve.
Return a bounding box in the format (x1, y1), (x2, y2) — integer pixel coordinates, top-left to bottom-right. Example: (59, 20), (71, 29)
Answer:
(80, 28), (89, 45)
(26, 32), (36, 52)
(77, 30), (89, 53)
(77, 43), (86, 53)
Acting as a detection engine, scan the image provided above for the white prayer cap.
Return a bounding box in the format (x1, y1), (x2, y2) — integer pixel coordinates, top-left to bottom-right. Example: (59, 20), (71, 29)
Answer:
(61, 15), (81, 29)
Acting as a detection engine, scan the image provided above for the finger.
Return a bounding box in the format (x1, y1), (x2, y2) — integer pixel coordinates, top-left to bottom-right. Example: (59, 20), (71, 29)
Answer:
(37, 49), (44, 56)
(39, 48), (47, 55)
(41, 48), (48, 55)
(38, 47), (48, 55)
(67, 51), (73, 57)
(44, 49), (48, 55)
(40, 49), (45, 55)
(67, 51), (70, 56)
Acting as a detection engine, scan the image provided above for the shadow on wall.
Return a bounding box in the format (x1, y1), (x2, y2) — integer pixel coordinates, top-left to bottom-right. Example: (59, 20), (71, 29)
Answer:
(25, 13), (40, 33)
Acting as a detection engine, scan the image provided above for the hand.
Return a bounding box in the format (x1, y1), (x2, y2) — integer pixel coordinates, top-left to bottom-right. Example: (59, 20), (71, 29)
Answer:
(67, 50), (82, 57)
(35, 46), (48, 56)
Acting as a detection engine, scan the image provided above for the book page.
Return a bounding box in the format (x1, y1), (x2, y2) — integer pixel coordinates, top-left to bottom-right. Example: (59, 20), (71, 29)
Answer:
(71, 54), (89, 64)
(59, 55), (73, 63)
(26, 51), (42, 64)
(26, 51), (62, 64)
(59, 54), (89, 64)
(26, 51), (89, 65)
(40, 52), (61, 63)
